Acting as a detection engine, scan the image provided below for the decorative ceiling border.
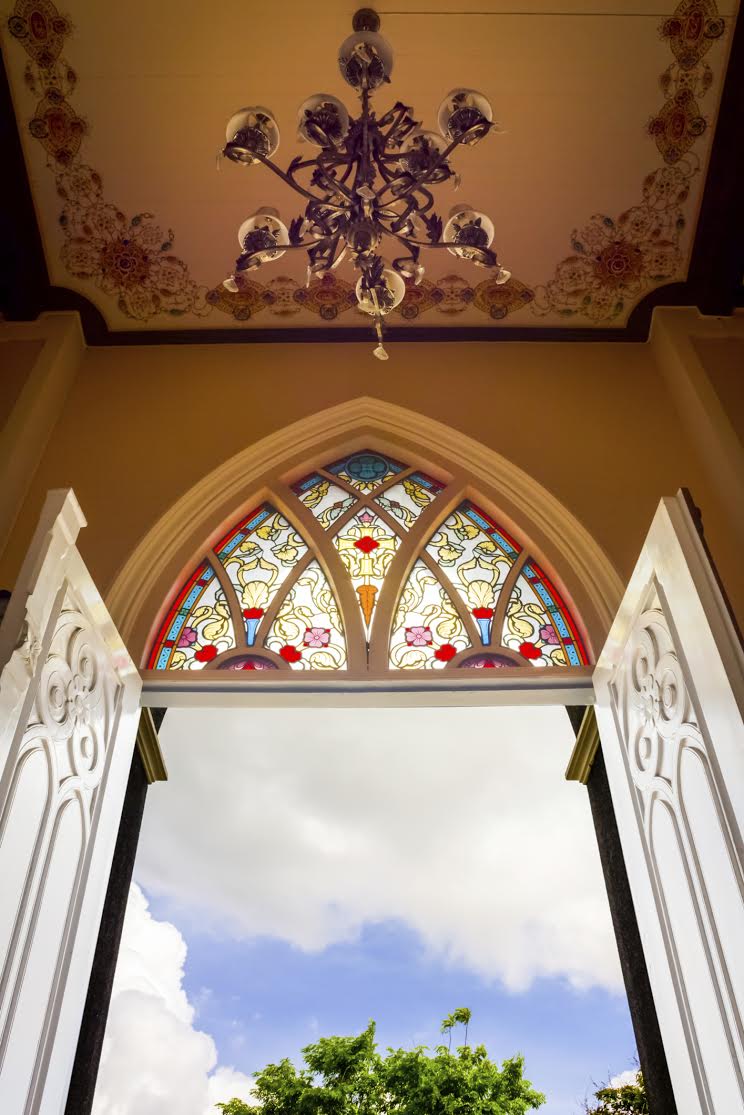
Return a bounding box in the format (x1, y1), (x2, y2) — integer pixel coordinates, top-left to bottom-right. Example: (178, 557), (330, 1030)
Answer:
(1, 0), (741, 343)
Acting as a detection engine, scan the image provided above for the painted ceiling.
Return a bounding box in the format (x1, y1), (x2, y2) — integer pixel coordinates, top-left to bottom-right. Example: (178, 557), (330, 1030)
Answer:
(2, 0), (738, 334)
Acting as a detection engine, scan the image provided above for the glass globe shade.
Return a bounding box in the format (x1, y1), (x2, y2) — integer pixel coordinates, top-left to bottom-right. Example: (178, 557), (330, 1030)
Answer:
(224, 106), (280, 165)
(236, 212), (289, 268)
(338, 30), (393, 89)
(297, 94), (350, 146)
(356, 268), (406, 316)
(437, 89), (493, 145)
(443, 209), (495, 262)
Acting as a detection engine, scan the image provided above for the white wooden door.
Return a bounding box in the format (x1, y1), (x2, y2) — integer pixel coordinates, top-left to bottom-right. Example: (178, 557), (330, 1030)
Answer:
(594, 492), (744, 1114)
(0, 490), (141, 1115)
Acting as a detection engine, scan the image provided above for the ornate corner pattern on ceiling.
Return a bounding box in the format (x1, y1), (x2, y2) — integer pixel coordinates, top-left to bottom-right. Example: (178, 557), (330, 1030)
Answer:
(6, 0), (726, 330)
(533, 0), (726, 322)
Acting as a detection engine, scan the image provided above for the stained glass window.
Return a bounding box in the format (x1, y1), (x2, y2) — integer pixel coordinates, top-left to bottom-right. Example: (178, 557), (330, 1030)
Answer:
(147, 453), (589, 674)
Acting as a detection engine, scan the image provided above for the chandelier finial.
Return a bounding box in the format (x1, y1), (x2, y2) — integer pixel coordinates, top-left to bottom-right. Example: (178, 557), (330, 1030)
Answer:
(352, 8), (381, 32)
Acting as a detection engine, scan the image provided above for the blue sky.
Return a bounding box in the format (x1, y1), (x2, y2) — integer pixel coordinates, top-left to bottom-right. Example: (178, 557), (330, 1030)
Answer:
(93, 706), (637, 1115)
(162, 911), (636, 1113)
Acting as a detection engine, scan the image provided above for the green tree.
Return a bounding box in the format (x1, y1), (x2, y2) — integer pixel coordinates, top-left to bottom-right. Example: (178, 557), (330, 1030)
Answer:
(217, 1010), (544, 1115)
(585, 1069), (648, 1114)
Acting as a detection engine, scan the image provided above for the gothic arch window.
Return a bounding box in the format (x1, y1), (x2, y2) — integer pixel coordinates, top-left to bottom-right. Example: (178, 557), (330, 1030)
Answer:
(147, 449), (589, 674)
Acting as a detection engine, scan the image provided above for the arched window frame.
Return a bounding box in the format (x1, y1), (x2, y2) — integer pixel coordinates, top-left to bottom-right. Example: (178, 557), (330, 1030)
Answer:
(146, 447), (591, 678)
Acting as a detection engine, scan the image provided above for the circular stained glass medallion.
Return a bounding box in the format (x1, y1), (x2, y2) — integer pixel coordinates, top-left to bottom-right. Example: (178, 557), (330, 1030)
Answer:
(218, 655), (278, 671)
(459, 653), (517, 669)
(346, 453), (389, 482)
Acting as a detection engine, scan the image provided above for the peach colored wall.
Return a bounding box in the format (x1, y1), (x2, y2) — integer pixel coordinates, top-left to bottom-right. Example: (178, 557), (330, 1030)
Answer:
(0, 340), (43, 430)
(1, 330), (738, 632)
(692, 337), (744, 447)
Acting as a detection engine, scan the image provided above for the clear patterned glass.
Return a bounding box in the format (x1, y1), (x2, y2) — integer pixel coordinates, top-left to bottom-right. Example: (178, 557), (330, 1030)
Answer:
(374, 471), (444, 530)
(292, 472), (357, 531)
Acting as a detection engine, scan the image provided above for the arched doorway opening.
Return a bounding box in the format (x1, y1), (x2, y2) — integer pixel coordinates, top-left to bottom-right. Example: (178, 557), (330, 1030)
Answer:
(69, 408), (670, 1111)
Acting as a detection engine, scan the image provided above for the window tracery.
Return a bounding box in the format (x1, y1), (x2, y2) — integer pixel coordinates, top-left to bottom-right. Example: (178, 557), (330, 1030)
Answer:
(147, 450), (588, 673)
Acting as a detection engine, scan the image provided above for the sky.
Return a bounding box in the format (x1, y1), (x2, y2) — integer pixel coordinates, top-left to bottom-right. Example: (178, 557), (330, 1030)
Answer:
(92, 705), (638, 1115)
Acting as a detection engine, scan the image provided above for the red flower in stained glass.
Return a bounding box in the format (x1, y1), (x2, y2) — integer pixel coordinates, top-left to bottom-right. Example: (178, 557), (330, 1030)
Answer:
(279, 644), (302, 663)
(518, 641), (542, 660)
(354, 535), (379, 554)
(472, 607), (494, 619)
(243, 607), (265, 619)
(240, 661), (257, 670)
(194, 644), (218, 663)
(434, 644), (457, 662)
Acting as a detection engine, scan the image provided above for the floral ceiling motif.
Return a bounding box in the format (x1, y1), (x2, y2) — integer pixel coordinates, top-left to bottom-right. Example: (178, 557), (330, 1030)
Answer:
(6, 0), (726, 328)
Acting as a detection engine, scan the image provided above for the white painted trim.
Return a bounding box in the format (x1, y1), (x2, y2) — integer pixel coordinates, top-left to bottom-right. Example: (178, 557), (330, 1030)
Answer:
(141, 664), (595, 708)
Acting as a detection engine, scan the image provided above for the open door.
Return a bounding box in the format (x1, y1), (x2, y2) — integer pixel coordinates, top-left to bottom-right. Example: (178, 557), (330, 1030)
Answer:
(0, 491), (141, 1114)
(594, 492), (744, 1114)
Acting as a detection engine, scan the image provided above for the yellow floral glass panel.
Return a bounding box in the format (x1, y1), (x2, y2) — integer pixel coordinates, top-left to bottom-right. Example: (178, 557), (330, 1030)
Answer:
(215, 505), (308, 630)
(389, 559), (470, 669)
(332, 509), (400, 633)
(264, 560), (347, 669)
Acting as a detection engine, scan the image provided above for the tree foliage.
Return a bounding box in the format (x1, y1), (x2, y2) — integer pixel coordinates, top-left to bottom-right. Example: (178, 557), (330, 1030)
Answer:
(217, 1010), (544, 1115)
(585, 1070), (648, 1114)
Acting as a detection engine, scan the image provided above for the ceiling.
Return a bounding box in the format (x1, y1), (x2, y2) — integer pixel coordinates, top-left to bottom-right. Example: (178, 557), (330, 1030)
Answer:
(2, 0), (740, 339)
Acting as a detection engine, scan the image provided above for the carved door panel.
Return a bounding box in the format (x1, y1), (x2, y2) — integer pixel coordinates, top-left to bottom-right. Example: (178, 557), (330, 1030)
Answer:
(0, 491), (141, 1115)
(594, 493), (744, 1115)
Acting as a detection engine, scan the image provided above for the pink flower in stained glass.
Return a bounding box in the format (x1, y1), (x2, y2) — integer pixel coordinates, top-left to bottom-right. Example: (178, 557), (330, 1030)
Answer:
(405, 626), (433, 647)
(304, 627), (331, 648)
(357, 509), (375, 526)
(539, 624), (560, 645)
(177, 626), (197, 648)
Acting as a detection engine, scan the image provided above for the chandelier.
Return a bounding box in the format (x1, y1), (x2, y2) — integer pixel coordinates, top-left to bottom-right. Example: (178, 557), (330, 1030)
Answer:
(220, 8), (508, 358)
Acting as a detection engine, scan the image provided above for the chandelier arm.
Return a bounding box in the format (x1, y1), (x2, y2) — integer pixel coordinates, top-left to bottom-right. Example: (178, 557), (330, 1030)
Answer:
(314, 150), (358, 199)
(236, 235), (338, 274)
(378, 103), (418, 144)
(288, 157), (355, 205)
(375, 178), (438, 214)
(375, 133), (466, 205)
(252, 151), (340, 207)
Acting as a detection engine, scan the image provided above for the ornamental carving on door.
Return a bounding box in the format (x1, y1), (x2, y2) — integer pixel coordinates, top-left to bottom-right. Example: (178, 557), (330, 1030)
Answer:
(608, 585), (744, 1106)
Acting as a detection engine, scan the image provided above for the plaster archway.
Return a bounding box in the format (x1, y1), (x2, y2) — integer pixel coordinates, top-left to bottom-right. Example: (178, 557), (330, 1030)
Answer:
(105, 397), (624, 667)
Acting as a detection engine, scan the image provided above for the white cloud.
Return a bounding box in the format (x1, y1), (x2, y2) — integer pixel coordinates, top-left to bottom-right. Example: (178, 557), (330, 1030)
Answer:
(608, 1068), (640, 1087)
(93, 884), (254, 1115)
(137, 705), (622, 993)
